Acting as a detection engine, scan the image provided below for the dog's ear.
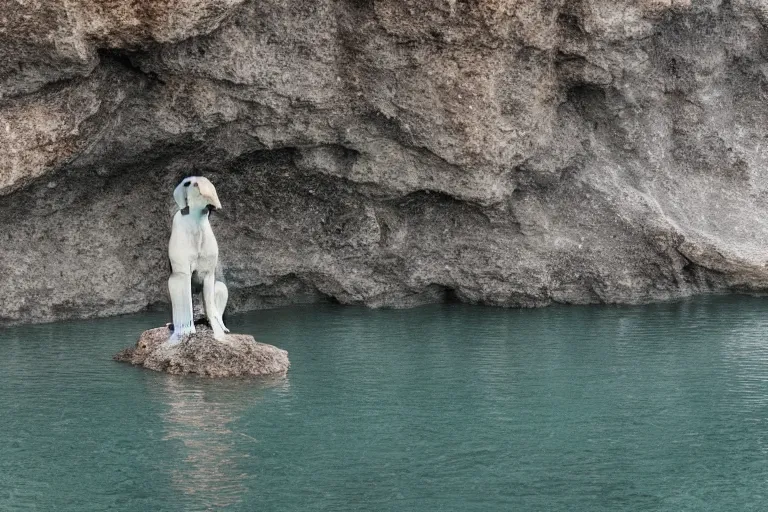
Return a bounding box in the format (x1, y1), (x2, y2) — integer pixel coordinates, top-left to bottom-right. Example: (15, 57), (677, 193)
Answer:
(173, 178), (189, 210)
(197, 177), (222, 210)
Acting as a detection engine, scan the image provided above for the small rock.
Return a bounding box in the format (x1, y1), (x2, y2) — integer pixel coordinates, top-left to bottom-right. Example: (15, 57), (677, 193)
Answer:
(113, 326), (290, 378)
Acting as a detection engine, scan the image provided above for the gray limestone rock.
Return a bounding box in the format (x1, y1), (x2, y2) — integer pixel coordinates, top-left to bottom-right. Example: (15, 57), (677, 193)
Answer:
(113, 325), (290, 377)
(4, 0), (768, 325)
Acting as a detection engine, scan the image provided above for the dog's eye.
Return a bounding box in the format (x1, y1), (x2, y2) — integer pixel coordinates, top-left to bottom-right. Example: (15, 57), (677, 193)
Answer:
(193, 182), (199, 187)
(183, 181), (191, 187)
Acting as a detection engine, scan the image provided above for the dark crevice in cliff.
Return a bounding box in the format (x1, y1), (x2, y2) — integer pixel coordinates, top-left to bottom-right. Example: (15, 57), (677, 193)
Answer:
(226, 273), (339, 311)
(557, 12), (584, 36)
(96, 48), (165, 85)
(0, 70), (89, 105)
(228, 144), (491, 211)
(439, 285), (461, 304)
(565, 84), (606, 115)
(390, 189), (481, 214)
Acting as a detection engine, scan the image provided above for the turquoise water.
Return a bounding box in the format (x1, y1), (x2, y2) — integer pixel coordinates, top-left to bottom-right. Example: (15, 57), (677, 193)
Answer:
(3, 297), (768, 511)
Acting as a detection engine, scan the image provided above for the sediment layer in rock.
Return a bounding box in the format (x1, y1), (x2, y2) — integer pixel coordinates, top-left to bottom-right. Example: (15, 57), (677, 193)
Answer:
(114, 326), (290, 378)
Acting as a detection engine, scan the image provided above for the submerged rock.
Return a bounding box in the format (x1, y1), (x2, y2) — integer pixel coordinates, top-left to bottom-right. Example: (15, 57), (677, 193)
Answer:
(114, 326), (289, 378)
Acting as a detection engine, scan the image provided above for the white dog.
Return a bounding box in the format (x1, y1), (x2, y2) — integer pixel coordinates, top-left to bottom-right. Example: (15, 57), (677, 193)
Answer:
(167, 176), (229, 344)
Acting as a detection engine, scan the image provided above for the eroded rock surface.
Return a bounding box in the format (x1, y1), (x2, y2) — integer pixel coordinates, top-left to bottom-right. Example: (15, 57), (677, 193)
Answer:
(3, 0), (768, 325)
(113, 326), (290, 377)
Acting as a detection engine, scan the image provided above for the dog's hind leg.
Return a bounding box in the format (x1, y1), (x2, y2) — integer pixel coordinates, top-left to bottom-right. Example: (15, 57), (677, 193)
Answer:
(168, 272), (195, 344)
(214, 280), (229, 334)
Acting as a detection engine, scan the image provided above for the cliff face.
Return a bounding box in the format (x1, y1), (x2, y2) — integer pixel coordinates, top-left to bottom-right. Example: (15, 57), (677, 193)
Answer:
(3, 0), (768, 325)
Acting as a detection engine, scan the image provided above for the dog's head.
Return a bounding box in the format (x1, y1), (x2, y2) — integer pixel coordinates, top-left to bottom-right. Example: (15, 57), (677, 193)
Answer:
(173, 176), (222, 212)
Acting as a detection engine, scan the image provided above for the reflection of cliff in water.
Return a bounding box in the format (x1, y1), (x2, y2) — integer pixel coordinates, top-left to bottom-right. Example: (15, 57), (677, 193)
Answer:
(153, 376), (289, 510)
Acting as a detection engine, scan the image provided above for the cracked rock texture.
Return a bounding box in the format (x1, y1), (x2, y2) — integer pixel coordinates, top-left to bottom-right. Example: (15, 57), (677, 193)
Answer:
(3, 0), (768, 325)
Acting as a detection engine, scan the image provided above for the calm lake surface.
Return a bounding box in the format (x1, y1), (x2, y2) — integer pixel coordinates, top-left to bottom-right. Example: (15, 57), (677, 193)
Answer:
(3, 296), (768, 511)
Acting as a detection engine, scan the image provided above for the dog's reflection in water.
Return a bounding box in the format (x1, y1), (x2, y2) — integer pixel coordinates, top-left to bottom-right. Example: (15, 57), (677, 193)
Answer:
(156, 376), (288, 509)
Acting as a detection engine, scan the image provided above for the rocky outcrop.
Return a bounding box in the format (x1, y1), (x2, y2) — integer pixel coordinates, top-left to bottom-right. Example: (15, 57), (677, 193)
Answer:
(113, 326), (290, 377)
(3, 0), (768, 325)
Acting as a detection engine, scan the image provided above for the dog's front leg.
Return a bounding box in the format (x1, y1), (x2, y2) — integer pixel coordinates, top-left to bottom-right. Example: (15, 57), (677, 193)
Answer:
(203, 273), (226, 340)
(168, 271), (195, 344)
